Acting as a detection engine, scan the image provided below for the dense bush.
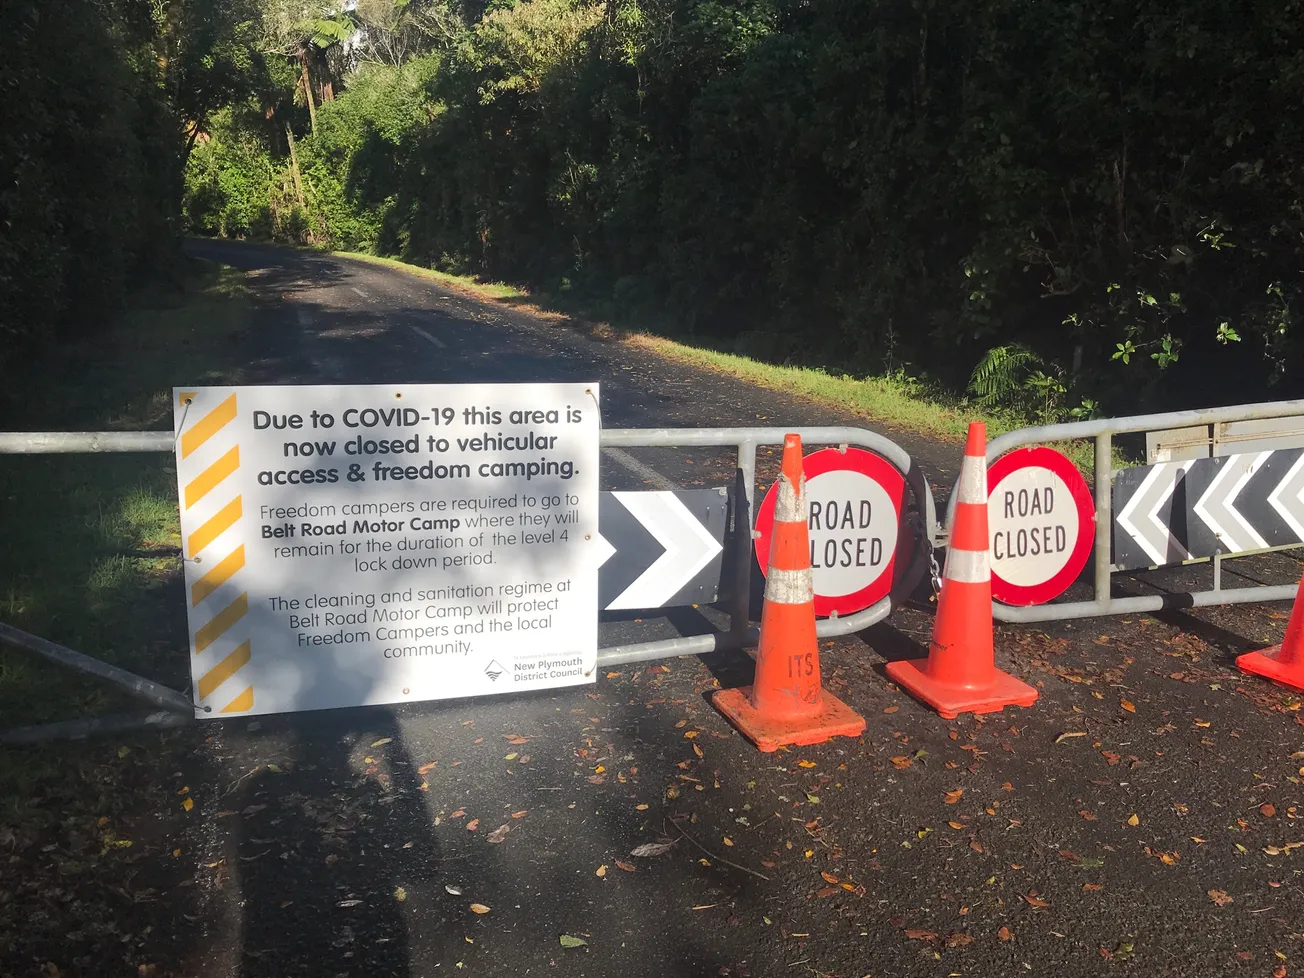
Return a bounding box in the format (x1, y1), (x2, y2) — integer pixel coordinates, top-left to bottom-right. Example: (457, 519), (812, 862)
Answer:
(187, 0), (1304, 416)
(3, 0), (264, 348)
(2, 1), (176, 344)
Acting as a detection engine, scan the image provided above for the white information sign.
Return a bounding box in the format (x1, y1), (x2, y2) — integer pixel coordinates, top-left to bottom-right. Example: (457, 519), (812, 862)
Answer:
(173, 383), (600, 718)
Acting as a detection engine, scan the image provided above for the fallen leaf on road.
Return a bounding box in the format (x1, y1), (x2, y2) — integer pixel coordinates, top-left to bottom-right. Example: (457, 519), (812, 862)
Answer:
(693, 744), (704, 759)
(1143, 846), (1180, 864)
(1083, 883), (1104, 892)
(595, 865), (607, 877)
(944, 789), (965, 805)
(947, 821), (964, 830)
(797, 760), (817, 769)
(1078, 810), (1097, 821)
(635, 803), (649, 811)
(182, 797), (194, 812)
(504, 734), (530, 745)
(998, 926), (1013, 942)
(469, 904), (490, 914)
(451, 809), (466, 818)
(615, 860), (636, 872)
(946, 933), (974, 947)
(1022, 893), (1050, 909)
(816, 886), (841, 898)
(371, 737), (393, 747)
(417, 761), (437, 775)
(1261, 803), (1277, 818)
(1127, 814), (1140, 827)
(511, 810), (528, 819)
(1055, 732), (1087, 744)
(466, 819), (479, 832)
(722, 837), (734, 847)
(904, 929), (938, 941)
(883, 705), (900, 714)
(684, 731), (698, 739)
(487, 824), (509, 844)
(394, 887), (407, 902)
(890, 756), (913, 770)
(821, 872), (840, 884)
(445, 885), (463, 895)
(1207, 889), (1234, 906)
(1120, 699), (1136, 713)
(559, 935), (587, 948)
(630, 841), (675, 857)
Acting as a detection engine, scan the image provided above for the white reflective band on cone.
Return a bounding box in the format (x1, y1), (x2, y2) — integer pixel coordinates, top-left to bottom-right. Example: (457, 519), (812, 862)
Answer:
(943, 547), (990, 584)
(764, 566), (814, 604)
(955, 455), (988, 506)
(774, 473), (808, 524)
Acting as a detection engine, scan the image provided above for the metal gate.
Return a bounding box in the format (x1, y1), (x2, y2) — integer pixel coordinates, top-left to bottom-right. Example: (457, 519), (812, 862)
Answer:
(945, 398), (1304, 623)
(0, 425), (937, 743)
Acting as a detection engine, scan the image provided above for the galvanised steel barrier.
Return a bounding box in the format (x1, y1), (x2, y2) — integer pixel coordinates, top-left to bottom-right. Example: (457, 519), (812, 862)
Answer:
(0, 426), (938, 743)
(943, 399), (1304, 623)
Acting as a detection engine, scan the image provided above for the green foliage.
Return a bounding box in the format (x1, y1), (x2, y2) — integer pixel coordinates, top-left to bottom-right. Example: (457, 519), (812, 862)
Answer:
(2, 0), (269, 347)
(184, 0), (1304, 415)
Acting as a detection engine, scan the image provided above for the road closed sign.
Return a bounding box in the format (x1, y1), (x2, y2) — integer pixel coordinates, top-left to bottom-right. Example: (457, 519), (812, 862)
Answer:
(172, 382), (600, 718)
(754, 448), (906, 616)
(987, 446), (1094, 605)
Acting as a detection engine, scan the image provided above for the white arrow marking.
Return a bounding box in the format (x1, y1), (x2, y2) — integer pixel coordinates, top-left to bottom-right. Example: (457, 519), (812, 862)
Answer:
(593, 533), (617, 569)
(605, 492), (722, 610)
(1225, 451), (1272, 551)
(1117, 463), (1173, 566)
(1194, 452), (1270, 553)
(1269, 452), (1304, 542)
(1145, 459), (1193, 563)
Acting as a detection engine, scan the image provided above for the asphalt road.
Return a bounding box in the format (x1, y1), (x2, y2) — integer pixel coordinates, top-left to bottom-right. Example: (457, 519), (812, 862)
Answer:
(14, 240), (1304, 978)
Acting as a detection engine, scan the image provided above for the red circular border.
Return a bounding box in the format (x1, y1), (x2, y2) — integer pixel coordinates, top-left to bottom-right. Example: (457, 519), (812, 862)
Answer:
(986, 446), (1095, 606)
(753, 448), (906, 616)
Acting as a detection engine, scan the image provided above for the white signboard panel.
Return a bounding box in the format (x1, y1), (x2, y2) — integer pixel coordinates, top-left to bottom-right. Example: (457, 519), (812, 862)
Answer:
(173, 383), (600, 718)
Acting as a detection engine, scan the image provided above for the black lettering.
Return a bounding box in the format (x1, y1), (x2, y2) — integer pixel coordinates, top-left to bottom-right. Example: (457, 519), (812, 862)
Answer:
(860, 500), (872, 528)
(993, 530), (1005, 560)
(870, 538), (883, 566)
(809, 501), (823, 530)
(1056, 525), (1067, 551)
(1004, 491), (1015, 519)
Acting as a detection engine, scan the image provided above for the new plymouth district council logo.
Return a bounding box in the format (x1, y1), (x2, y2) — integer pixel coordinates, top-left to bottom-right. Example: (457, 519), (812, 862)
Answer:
(484, 660), (506, 681)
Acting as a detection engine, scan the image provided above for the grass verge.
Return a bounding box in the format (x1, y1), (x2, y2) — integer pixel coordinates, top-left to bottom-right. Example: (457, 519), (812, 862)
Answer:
(0, 262), (253, 738)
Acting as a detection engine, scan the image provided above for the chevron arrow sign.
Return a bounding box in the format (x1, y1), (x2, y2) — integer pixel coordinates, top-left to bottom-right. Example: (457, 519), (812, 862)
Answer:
(1112, 449), (1304, 571)
(596, 489), (729, 611)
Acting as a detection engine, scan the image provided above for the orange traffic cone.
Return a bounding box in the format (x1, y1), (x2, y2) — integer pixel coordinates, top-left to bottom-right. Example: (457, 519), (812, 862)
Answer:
(1238, 573), (1304, 692)
(713, 434), (866, 752)
(885, 422), (1038, 719)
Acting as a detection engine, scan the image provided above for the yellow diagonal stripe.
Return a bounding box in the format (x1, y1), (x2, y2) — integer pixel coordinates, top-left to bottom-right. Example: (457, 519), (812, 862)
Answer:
(184, 446), (240, 509)
(198, 640), (251, 700)
(181, 393), (238, 460)
(195, 592), (248, 652)
(191, 545), (246, 606)
(187, 496), (242, 559)
(221, 686), (254, 713)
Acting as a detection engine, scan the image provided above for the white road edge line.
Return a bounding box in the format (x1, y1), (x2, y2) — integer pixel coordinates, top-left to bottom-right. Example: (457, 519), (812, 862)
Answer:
(602, 446), (677, 491)
(410, 324), (447, 349)
(350, 286), (370, 300)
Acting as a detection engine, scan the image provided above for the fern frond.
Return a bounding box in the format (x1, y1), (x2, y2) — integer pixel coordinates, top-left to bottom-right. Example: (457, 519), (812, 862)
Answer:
(967, 343), (1041, 403)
